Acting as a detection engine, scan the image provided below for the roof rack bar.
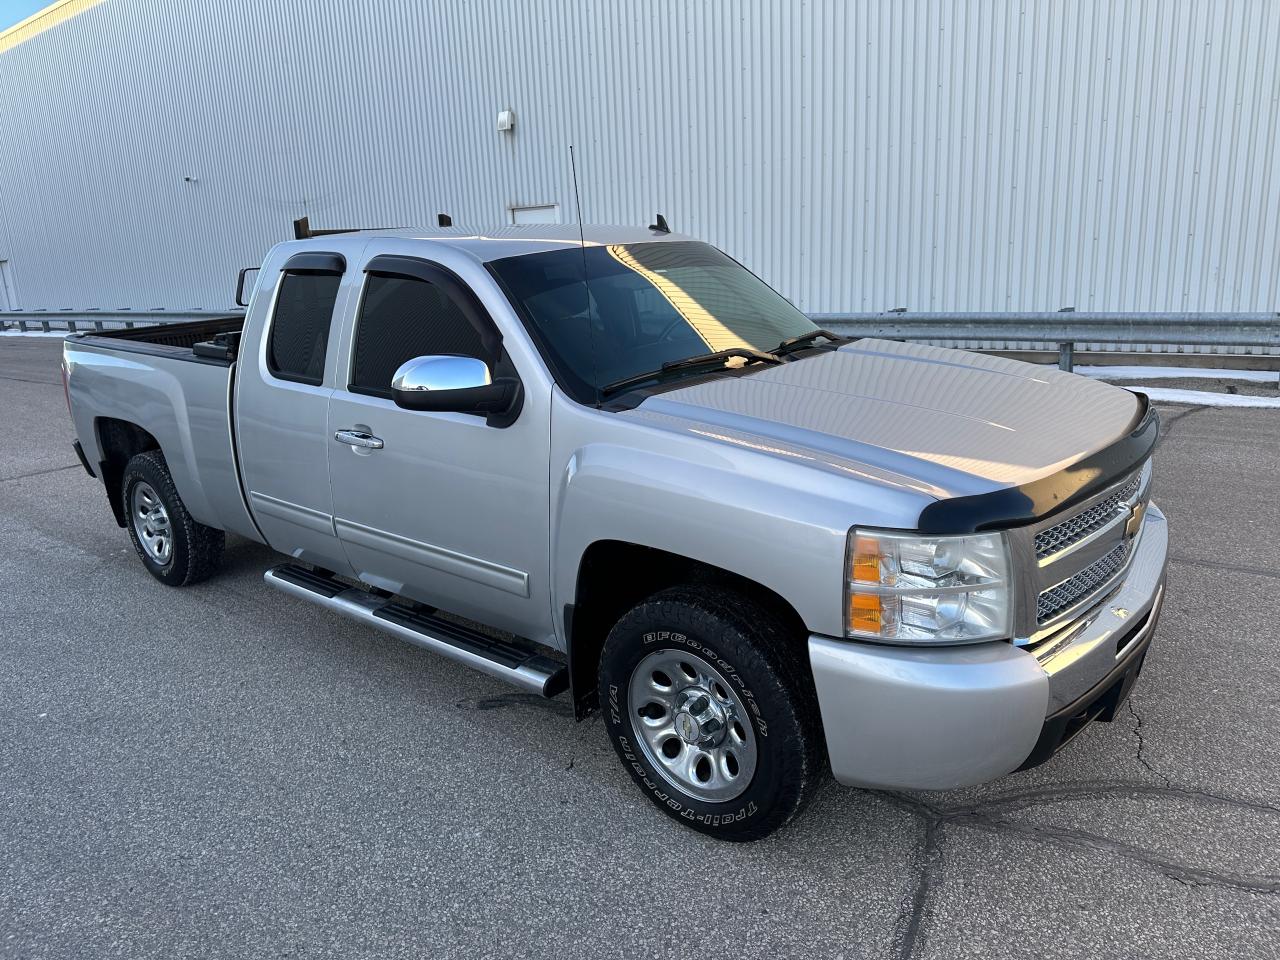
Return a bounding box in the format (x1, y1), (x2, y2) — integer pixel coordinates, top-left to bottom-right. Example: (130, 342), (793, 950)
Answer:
(292, 216), (396, 240)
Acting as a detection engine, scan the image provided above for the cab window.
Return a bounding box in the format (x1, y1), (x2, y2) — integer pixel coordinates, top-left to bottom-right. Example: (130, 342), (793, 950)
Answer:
(349, 273), (487, 398)
(267, 269), (342, 385)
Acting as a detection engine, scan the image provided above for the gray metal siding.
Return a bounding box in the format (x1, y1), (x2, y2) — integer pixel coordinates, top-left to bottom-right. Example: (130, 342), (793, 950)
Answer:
(1, 0), (1277, 314)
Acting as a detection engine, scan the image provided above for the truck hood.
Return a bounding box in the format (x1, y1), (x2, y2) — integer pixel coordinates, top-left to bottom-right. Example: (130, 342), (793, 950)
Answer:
(625, 338), (1143, 501)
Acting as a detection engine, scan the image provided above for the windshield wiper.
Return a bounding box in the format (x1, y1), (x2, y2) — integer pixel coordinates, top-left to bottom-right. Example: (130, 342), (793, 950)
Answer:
(600, 347), (782, 397)
(772, 328), (846, 357)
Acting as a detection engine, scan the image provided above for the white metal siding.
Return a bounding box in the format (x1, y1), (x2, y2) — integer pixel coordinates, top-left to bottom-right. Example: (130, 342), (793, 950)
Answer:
(0, 0), (1277, 314)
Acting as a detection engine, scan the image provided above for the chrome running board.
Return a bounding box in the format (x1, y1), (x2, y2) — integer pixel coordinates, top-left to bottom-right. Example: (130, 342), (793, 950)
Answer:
(264, 563), (567, 697)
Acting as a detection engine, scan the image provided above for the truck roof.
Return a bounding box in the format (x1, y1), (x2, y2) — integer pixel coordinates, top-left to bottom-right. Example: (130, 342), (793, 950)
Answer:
(284, 224), (694, 264)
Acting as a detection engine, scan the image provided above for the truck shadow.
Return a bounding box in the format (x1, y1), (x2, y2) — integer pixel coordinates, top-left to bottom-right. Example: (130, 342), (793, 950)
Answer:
(220, 533), (280, 576)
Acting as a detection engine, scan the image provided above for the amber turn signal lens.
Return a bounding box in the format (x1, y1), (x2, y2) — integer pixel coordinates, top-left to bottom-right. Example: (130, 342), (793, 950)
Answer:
(847, 592), (882, 633)
(851, 535), (882, 583)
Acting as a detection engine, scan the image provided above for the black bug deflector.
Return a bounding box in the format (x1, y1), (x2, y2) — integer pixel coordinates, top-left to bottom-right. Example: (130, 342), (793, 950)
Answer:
(917, 394), (1159, 536)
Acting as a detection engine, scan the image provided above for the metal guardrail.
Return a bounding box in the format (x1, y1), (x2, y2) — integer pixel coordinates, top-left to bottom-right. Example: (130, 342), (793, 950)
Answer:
(813, 312), (1280, 370)
(0, 310), (243, 334)
(4, 308), (1278, 372)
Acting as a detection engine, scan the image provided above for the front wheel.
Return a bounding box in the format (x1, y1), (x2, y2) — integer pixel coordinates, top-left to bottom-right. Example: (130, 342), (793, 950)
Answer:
(598, 586), (825, 841)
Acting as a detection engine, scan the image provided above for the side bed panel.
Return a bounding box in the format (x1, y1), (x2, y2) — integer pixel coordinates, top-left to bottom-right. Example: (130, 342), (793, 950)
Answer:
(64, 339), (261, 541)
(75, 316), (244, 353)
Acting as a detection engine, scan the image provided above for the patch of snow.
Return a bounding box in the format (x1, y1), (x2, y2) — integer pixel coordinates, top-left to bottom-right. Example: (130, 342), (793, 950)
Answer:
(1074, 364), (1279, 383)
(0, 329), (70, 338)
(1135, 386), (1280, 408)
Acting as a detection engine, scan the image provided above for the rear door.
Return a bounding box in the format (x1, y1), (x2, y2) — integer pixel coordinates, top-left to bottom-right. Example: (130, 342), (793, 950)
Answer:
(235, 251), (354, 572)
(325, 254), (551, 639)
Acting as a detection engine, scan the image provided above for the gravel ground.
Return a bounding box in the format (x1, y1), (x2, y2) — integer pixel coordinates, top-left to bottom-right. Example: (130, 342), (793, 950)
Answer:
(2, 337), (1278, 959)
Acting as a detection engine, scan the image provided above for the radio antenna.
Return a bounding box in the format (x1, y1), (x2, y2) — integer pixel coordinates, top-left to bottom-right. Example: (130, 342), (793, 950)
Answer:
(568, 145), (599, 404)
(569, 144), (587, 251)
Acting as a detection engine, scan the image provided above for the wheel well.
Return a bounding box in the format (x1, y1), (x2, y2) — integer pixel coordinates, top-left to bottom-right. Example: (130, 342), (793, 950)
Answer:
(566, 540), (807, 719)
(95, 418), (160, 526)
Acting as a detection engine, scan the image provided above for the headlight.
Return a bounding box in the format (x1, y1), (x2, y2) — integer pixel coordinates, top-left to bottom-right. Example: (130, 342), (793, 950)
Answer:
(845, 529), (1012, 644)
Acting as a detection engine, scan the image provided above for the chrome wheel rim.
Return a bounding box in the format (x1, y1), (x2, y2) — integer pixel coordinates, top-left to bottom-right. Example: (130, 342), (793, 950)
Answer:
(130, 481), (173, 566)
(626, 648), (757, 802)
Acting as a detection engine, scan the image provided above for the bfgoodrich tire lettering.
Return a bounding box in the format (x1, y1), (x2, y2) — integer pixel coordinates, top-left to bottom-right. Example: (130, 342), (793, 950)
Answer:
(121, 450), (224, 587)
(598, 586), (825, 840)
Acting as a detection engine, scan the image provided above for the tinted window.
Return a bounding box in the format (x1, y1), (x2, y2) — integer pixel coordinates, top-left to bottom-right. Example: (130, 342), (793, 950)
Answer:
(350, 274), (486, 397)
(267, 271), (341, 384)
(489, 241), (816, 402)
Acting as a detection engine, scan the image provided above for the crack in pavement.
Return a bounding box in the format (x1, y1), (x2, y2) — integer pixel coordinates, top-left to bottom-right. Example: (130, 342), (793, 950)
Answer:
(890, 813), (943, 960)
(949, 812), (1280, 895)
(1153, 404), (1210, 451)
(883, 779), (1280, 960)
(958, 779), (1280, 818)
(0, 373), (61, 385)
(0, 463), (80, 483)
(1169, 554), (1280, 582)
(1126, 698), (1171, 788)
(454, 692), (575, 717)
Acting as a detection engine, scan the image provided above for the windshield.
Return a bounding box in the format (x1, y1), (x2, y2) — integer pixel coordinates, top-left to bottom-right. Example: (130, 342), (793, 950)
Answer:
(488, 241), (817, 402)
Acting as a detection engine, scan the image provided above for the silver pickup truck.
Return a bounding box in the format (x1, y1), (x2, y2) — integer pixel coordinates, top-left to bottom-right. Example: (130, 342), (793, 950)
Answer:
(63, 225), (1167, 840)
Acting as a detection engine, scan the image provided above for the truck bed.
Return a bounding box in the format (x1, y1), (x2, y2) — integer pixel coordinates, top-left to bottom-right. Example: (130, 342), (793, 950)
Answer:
(76, 316), (245, 364)
(64, 314), (260, 542)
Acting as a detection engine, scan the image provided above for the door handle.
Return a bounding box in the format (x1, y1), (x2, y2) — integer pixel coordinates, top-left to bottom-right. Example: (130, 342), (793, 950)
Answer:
(334, 429), (384, 449)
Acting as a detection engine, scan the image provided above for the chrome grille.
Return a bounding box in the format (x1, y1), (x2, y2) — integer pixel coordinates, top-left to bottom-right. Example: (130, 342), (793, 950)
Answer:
(1035, 472), (1142, 560)
(1037, 540), (1131, 624)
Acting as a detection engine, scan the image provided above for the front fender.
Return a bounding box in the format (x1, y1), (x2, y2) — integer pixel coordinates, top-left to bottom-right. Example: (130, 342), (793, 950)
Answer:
(553, 440), (856, 640)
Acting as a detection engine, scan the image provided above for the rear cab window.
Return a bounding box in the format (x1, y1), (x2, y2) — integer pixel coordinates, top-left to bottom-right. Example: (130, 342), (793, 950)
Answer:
(266, 252), (346, 385)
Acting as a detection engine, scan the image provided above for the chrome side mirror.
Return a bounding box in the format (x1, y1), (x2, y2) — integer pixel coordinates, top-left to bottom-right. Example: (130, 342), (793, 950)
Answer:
(390, 355), (523, 427)
(392, 355), (492, 394)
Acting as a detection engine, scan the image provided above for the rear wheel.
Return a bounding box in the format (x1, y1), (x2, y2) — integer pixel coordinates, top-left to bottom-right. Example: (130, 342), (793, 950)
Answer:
(599, 586), (825, 840)
(121, 450), (224, 586)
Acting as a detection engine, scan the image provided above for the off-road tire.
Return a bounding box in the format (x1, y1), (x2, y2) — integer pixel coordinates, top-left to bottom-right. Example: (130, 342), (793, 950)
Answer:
(121, 450), (224, 586)
(598, 585), (825, 840)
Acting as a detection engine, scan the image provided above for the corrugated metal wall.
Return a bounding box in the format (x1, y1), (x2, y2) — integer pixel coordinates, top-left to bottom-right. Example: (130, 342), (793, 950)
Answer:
(1, 0), (1277, 314)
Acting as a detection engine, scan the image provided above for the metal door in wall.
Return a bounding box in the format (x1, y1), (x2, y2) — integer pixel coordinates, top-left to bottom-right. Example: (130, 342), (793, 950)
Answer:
(0, 261), (17, 310)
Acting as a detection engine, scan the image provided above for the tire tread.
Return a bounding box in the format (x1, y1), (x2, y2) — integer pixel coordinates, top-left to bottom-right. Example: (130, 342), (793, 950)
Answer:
(122, 450), (224, 586)
(600, 584), (826, 840)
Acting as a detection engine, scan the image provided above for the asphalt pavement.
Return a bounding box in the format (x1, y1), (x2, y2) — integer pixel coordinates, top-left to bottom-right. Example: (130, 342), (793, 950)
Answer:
(2, 337), (1278, 959)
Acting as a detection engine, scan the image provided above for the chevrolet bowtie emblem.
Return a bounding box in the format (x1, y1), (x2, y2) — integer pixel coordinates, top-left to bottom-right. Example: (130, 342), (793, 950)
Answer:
(1125, 500), (1147, 539)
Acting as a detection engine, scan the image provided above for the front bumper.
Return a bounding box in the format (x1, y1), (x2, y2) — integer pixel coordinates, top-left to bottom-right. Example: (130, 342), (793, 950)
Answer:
(808, 503), (1168, 790)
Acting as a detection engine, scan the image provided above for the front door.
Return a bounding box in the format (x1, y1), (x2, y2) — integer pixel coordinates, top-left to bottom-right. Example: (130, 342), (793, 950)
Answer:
(326, 259), (551, 640)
